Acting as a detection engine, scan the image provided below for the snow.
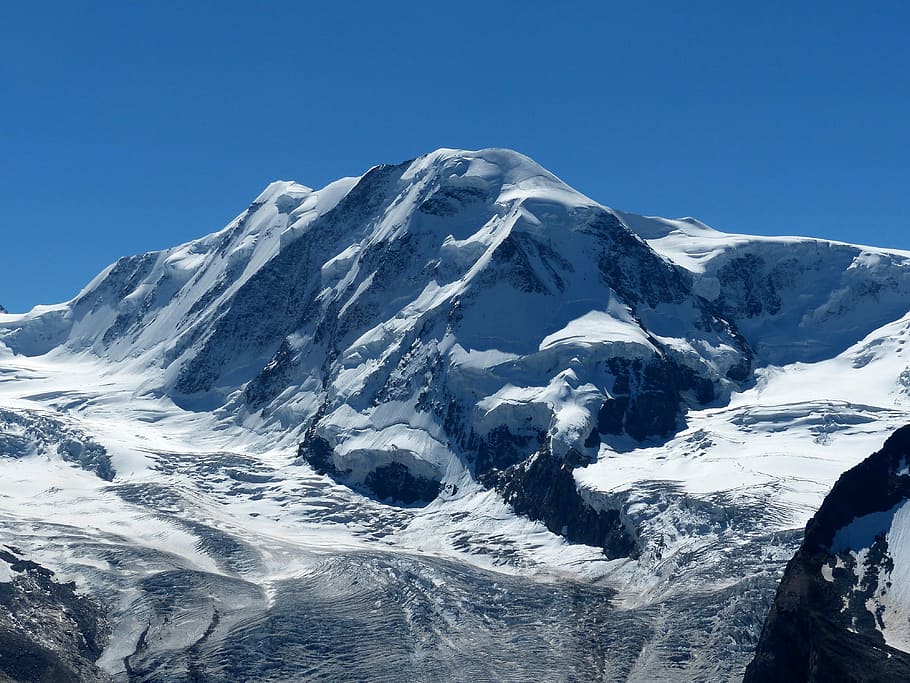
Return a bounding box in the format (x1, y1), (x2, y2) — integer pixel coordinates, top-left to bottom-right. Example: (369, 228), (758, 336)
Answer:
(878, 501), (910, 651)
(539, 309), (655, 354)
(334, 424), (453, 480)
(831, 504), (901, 553)
(448, 343), (520, 370)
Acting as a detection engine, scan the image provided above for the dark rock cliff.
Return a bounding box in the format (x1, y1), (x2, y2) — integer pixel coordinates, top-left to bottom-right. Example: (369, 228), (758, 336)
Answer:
(745, 425), (910, 682)
(0, 547), (110, 683)
(483, 446), (639, 559)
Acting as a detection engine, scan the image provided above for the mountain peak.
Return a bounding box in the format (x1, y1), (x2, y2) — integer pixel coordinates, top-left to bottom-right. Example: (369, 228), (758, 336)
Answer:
(408, 147), (593, 204)
(252, 180), (314, 205)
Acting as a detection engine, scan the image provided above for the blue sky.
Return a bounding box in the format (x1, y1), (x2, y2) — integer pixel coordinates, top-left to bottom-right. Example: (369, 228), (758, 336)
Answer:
(2, 1), (908, 312)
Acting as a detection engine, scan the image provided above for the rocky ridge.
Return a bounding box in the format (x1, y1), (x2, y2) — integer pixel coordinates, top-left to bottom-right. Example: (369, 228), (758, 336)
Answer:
(746, 426), (910, 682)
(0, 546), (110, 683)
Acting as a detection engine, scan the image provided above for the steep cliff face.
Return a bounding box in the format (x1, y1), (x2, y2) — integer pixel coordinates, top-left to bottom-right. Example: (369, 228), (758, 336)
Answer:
(745, 426), (910, 682)
(0, 547), (110, 683)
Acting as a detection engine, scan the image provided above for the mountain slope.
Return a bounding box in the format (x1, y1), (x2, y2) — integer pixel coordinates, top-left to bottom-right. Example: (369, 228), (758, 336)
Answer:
(623, 211), (910, 365)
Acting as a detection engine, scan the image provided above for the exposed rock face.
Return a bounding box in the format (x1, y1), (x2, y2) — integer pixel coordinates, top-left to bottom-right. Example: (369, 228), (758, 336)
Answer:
(298, 436), (443, 505)
(364, 462), (443, 505)
(484, 447), (639, 558)
(0, 547), (110, 683)
(596, 356), (717, 441)
(745, 425), (910, 682)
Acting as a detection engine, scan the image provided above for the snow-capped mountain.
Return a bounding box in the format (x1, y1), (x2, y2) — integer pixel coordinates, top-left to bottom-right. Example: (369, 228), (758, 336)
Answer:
(745, 425), (910, 682)
(1, 148), (909, 681)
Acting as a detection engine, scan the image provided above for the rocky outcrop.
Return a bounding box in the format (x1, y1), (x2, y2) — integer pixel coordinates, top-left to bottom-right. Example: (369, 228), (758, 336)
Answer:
(297, 435), (442, 506)
(364, 462), (443, 505)
(745, 425), (910, 682)
(0, 547), (110, 683)
(484, 447), (639, 559)
(596, 356), (717, 442)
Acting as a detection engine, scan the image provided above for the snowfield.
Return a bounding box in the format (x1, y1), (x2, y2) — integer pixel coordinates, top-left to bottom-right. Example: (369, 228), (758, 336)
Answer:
(1, 148), (909, 681)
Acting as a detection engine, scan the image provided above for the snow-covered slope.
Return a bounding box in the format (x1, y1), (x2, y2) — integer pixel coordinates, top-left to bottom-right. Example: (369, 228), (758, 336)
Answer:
(631, 213), (910, 364)
(1, 148), (909, 680)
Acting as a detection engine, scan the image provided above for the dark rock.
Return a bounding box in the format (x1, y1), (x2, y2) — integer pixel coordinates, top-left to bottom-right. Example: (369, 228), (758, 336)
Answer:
(0, 547), (111, 683)
(598, 356), (716, 441)
(364, 462), (442, 505)
(745, 425), (910, 682)
(716, 254), (780, 318)
(803, 425), (910, 552)
(297, 435), (338, 476)
(484, 447), (639, 559)
(418, 184), (488, 217)
(475, 425), (545, 473)
(484, 232), (551, 294)
(586, 209), (689, 308)
(298, 436), (441, 506)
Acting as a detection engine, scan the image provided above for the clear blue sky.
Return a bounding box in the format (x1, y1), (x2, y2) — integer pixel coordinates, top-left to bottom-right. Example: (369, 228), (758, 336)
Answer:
(2, 1), (908, 312)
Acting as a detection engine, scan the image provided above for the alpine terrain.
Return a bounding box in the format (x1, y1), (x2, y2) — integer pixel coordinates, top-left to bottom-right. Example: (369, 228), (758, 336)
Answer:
(1, 148), (909, 681)
(745, 425), (910, 681)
